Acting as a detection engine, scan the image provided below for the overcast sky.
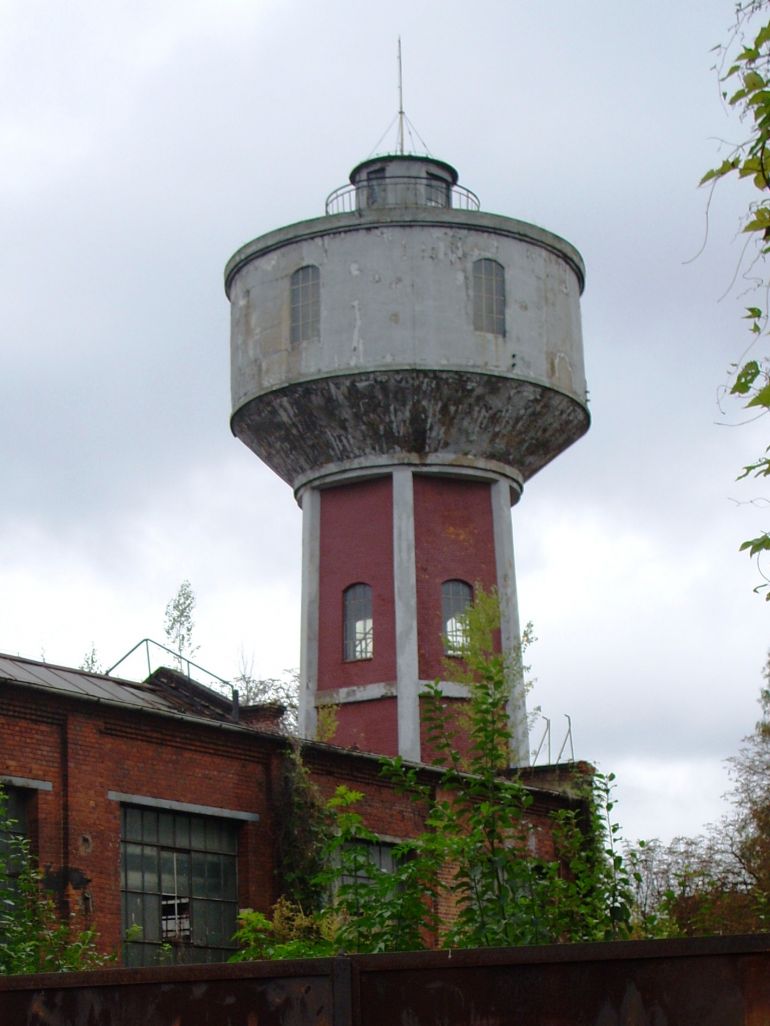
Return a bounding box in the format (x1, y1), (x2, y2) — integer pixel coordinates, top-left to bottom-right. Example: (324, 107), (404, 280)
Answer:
(2, 0), (768, 845)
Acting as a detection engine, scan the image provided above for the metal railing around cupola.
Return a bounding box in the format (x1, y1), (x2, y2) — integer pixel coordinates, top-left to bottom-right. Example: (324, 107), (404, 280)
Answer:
(325, 177), (481, 215)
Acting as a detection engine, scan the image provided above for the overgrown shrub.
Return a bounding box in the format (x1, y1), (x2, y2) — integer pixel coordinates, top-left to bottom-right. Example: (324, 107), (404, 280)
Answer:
(233, 589), (638, 960)
(0, 788), (108, 974)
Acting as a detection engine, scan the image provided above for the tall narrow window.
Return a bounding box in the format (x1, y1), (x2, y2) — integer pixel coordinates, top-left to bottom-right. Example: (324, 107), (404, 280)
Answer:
(290, 264), (320, 344)
(343, 583), (373, 661)
(0, 786), (29, 887)
(121, 805), (238, 967)
(0, 786), (28, 846)
(442, 579), (473, 655)
(473, 258), (505, 335)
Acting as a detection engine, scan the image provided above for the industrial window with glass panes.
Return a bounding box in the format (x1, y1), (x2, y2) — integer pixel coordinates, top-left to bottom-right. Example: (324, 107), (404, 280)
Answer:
(120, 805), (239, 966)
(338, 839), (397, 888)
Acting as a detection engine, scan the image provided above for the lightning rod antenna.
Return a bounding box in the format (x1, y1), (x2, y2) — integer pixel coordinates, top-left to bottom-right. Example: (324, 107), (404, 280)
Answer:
(397, 37), (405, 155)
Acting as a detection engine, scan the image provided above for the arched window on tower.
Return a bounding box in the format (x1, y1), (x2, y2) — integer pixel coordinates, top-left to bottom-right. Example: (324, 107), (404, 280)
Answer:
(472, 258), (505, 335)
(290, 265), (320, 344)
(343, 583), (373, 661)
(442, 579), (473, 655)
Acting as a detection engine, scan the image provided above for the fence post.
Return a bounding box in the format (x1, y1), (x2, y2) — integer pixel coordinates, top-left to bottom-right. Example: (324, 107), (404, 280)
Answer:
(332, 956), (353, 1026)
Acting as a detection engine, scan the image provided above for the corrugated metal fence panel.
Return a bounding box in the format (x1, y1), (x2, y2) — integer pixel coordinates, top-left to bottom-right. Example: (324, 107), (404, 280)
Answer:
(1, 936), (769, 1026)
(0, 958), (340, 1026)
(353, 936), (770, 1026)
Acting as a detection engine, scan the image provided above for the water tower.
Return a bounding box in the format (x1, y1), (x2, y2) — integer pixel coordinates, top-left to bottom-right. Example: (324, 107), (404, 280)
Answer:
(225, 151), (588, 766)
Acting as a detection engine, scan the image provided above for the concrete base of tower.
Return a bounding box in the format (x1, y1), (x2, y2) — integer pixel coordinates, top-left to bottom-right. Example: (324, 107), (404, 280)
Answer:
(231, 369), (589, 496)
(298, 466), (530, 767)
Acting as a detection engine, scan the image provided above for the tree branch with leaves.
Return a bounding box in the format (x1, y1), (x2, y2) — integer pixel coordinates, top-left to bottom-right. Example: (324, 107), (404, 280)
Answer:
(163, 579), (198, 667)
(703, 2), (770, 594)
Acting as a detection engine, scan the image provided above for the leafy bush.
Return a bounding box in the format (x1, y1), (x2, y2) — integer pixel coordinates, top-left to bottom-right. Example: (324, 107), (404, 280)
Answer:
(0, 788), (108, 974)
(233, 589), (638, 960)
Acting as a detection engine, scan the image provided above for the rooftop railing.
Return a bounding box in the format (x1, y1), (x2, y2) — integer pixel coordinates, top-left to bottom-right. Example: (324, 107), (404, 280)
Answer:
(105, 638), (232, 695)
(325, 177), (480, 215)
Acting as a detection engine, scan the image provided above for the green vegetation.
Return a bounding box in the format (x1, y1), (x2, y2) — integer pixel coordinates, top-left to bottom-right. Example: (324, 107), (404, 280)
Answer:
(235, 590), (770, 960)
(610, 6), (770, 933)
(233, 656), (300, 734)
(79, 644), (102, 673)
(232, 590), (639, 960)
(273, 742), (333, 913)
(163, 578), (198, 664)
(625, 659), (770, 936)
(702, 1), (770, 593)
(0, 787), (108, 974)
(161, 582), (301, 731)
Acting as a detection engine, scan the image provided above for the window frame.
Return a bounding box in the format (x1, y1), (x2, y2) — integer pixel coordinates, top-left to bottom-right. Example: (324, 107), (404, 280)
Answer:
(472, 258), (506, 336)
(343, 582), (374, 661)
(290, 264), (320, 345)
(442, 579), (473, 656)
(0, 786), (30, 887)
(120, 804), (239, 967)
(337, 839), (398, 889)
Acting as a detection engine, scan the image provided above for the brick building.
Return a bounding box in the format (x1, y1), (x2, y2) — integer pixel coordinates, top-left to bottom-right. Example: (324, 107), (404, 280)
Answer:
(0, 652), (583, 966)
(1, 143), (593, 966)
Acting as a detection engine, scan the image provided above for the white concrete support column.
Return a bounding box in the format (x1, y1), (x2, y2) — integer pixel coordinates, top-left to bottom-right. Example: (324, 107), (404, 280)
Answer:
(299, 486), (321, 740)
(491, 479), (529, 766)
(392, 467), (420, 762)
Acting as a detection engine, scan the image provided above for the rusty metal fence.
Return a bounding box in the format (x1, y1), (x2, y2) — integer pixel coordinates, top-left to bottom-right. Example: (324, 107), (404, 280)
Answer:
(1, 934), (769, 1026)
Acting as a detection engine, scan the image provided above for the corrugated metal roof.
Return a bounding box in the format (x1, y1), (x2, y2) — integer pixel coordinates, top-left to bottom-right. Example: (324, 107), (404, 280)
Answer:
(0, 654), (184, 715)
(0, 653), (290, 738)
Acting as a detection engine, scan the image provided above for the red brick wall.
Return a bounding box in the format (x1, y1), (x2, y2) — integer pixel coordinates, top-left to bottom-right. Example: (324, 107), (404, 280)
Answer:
(318, 476), (396, 694)
(412, 476), (498, 763)
(0, 683), (583, 964)
(0, 694), (64, 880)
(413, 475), (498, 683)
(318, 476), (397, 750)
(307, 750), (429, 841)
(334, 697), (398, 756)
(418, 695), (474, 768)
(0, 688), (276, 960)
